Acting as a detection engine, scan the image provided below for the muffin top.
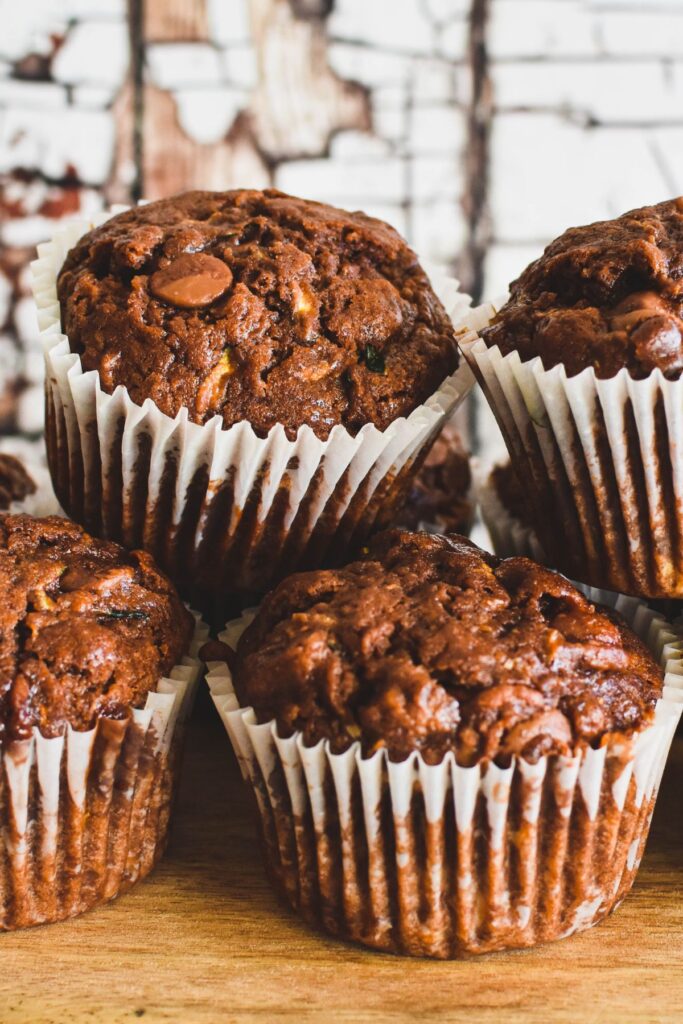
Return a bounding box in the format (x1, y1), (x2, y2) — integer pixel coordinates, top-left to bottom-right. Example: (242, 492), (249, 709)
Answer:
(0, 454), (36, 510)
(233, 530), (662, 765)
(57, 189), (459, 441)
(394, 424), (471, 533)
(0, 514), (193, 742)
(482, 198), (683, 379)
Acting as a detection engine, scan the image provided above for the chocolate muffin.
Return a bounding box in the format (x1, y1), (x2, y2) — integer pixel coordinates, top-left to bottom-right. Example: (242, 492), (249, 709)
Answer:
(0, 514), (201, 930)
(460, 199), (683, 598)
(392, 422), (472, 534)
(490, 460), (529, 526)
(0, 440), (63, 518)
(57, 190), (460, 441)
(41, 190), (471, 603)
(234, 530), (661, 765)
(0, 514), (192, 742)
(482, 198), (683, 379)
(0, 452), (36, 510)
(210, 529), (681, 957)
(479, 460), (544, 562)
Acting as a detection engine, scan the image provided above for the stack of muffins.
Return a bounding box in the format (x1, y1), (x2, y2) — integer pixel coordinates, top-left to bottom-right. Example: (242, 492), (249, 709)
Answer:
(9, 188), (680, 957)
(13, 188), (471, 934)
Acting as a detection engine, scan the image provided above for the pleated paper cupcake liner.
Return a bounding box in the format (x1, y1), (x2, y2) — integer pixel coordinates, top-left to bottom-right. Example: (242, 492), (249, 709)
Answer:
(207, 592), (683, 959)
(32, 212), (476, 607)
(0, 612), (208, 931)
(476, 462), (544, 561)
(458, 304), (683, 598)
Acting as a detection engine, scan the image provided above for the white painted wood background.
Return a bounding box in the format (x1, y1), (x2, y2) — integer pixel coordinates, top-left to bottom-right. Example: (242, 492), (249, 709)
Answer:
(1, 0), (681, 448)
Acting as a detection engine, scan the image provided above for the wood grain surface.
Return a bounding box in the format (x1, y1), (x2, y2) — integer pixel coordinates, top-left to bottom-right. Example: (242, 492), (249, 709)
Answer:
(1, 688), (681, 1024)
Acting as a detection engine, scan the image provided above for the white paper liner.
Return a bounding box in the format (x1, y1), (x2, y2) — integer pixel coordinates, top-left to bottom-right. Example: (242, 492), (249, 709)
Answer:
(0, 611), (208, 930)
(0, 437), (62, 517)
(476, 461), (544, 561)
(207, 591), (683, 958)
(457, 301), (683, 598)
(31, 211), (476, 600)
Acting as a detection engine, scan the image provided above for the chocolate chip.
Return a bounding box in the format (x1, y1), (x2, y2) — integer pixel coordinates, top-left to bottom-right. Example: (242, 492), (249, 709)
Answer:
(632, 315), (683, 374)
(149, 253), (233, 308)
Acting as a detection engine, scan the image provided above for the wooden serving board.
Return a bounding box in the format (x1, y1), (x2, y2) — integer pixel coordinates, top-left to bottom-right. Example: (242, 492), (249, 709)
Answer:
(1, 690), (681, 1024)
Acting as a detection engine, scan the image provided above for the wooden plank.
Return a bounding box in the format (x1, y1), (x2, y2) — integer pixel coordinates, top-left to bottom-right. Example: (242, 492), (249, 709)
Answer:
(247, 0), (370, 161)
(1, 692), (680, 1023)
(106, 79), (138, 206)
(144, 0), (210, 41)
(140, 0), (270, 200)
(0, 6), (134, 433)
(140, 85), (271, 200)
(139, 0), (370, 199)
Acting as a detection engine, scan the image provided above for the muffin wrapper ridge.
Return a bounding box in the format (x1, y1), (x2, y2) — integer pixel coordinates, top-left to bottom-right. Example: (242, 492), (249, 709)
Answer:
(458, 304), (683, 598)
(32, 212), (476, 605)
(476, 462), (544, 562)
(0, 613), (207, 930)
(207, 593), (683, 959)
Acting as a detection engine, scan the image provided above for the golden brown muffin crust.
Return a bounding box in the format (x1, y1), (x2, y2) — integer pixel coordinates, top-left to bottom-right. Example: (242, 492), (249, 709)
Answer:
(0, 514), (193, 741)
(58, 189), (459, 440)
(234, 530), (662, 765)
(483, 198), (683, 378)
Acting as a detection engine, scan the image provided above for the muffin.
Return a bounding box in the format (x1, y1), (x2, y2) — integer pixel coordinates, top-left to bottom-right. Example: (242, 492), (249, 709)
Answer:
(458, 198), (683, 598)
(392, 421), (473, 534)
(206, 530), (683, 958)
(0, 452), (35, 509)
(478, 460), (544, 560)
(0, 437), (61, 516)
(0, 513), (204, 930)
(33, 189), (473, 603)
